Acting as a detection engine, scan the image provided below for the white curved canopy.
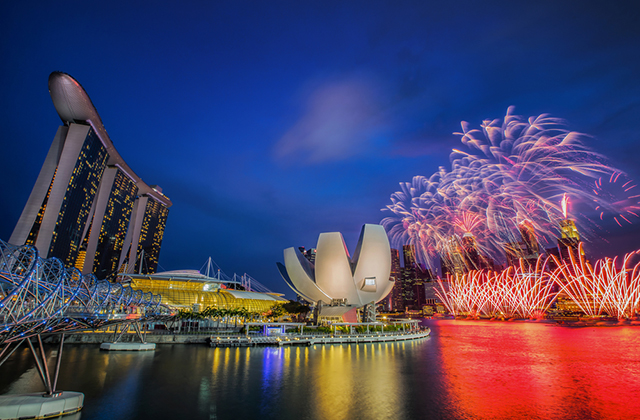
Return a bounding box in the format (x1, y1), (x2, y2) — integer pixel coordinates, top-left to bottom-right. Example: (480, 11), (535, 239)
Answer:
(280, 224), (392, 306)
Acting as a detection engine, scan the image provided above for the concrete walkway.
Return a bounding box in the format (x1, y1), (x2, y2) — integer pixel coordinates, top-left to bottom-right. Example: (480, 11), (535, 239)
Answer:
(209, 329), (430, 347)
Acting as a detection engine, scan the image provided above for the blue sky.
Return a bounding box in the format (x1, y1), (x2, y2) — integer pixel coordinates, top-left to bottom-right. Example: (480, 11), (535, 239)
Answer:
(1, 1), (639, 295)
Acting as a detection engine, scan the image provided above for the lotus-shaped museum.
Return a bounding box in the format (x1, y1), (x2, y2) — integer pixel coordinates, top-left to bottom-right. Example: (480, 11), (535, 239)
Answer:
(277, 224), (393, 306)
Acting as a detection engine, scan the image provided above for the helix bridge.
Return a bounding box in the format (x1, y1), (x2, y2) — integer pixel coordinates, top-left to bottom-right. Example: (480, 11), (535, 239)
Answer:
(0, 239), (171, 398)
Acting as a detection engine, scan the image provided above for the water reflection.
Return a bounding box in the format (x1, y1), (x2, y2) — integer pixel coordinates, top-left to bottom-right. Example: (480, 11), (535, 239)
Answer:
(0, 324), (638, 419)
(307, 342), (413, 419)
(435, 320), (640, 420)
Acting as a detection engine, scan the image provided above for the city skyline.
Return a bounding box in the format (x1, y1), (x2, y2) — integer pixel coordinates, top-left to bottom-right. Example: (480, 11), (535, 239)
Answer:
(1, 1), (640, 295)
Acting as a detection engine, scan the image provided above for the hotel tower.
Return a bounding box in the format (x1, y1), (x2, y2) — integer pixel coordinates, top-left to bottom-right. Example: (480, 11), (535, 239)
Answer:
(10, 72), (172, 278)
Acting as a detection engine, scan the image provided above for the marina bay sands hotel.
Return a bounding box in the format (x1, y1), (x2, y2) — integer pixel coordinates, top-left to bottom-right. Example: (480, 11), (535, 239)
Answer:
(10, 72), (172, 278)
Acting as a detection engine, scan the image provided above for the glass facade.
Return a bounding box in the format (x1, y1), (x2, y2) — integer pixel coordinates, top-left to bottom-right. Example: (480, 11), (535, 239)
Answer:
(390, 249), (404, 311)
(14, 74), (172, 278)
(48, 128), (108, 267)
(135, 197), (169, 274)
(92, 169), (138, 279)
(391, 244), (429, 310)
(129, 277), (283, 312)
(25, 168), (58, 246)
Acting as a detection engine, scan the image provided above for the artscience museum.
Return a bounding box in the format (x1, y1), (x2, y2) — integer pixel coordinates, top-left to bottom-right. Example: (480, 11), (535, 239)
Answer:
(277, 224), (393, 322)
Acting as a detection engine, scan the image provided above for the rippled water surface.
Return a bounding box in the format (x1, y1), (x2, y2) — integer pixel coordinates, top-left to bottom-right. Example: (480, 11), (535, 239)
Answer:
(1, 320), (640, 420)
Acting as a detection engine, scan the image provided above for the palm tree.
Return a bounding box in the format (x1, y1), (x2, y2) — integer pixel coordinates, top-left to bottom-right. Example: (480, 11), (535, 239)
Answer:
(202, 306), (217, 329)
(238, 308), (250, 326)
(201, 306), (217, 331)
(192, 310), (205, 333)
(228, 308), (240, 329)
(214, 307), (225, 330)
(175, 309), (194, 333)
(219, 308), (230, 329)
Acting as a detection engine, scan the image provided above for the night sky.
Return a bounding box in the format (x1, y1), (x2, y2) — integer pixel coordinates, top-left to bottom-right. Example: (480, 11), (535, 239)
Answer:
(1, 1), (639, 296)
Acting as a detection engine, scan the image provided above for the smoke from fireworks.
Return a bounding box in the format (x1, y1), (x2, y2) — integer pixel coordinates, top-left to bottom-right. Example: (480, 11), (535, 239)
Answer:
(382, 107), (638, 269)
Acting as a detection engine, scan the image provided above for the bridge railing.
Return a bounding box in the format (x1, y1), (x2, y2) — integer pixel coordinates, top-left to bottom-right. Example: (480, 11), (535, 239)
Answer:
(0, 239), (167, 345)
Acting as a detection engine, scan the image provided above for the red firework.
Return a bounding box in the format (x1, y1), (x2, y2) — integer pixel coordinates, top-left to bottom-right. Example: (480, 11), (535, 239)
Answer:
(435, 257), (557, 319)
(436, 245), (640, 320)
(551, 244), (640, 319)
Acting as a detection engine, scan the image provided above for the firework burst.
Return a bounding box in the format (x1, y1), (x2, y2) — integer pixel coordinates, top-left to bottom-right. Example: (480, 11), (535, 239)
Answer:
(592, 172), (640, 226)
(552, 244), (640, 319)
(436, 246), (640, 320)
(383, 107), (634, 268)
(435, 257), (557, 318)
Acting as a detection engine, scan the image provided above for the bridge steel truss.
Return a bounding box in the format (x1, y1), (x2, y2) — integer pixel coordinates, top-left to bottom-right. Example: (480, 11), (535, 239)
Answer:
(0, 239), (173, 395)
(0, 239), (171, 346)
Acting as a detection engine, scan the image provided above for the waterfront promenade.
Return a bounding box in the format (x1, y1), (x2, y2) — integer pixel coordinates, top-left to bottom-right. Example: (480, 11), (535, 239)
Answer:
(209, 329), (430, 347)
(42, 325), (430, 346)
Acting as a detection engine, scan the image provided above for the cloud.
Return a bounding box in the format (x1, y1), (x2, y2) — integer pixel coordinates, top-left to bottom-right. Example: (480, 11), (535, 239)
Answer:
(273, 78), (385, 164)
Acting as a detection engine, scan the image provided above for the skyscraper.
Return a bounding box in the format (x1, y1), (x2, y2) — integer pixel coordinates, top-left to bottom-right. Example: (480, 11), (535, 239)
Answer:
(504, 220), (541, 269)
(557, 218), (584, 261)
(389, 249), (403, 311)
(10, 72), (172, 277)
(401, 244), (428, 310)
(440, 236), (467, 277)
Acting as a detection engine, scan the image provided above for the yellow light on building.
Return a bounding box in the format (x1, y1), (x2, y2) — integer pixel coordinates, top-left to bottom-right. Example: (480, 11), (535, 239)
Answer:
(124, 270), (286, 313)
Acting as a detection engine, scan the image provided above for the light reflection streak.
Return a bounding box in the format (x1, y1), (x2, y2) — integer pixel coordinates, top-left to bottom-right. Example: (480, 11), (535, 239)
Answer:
(3, 335), (637, 419)
(307, 343), (408, 420)
(435, 320), (640, 419)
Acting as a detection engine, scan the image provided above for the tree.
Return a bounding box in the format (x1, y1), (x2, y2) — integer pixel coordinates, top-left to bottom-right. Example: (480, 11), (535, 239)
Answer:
(229, 308), (241, 328)
(237, 308), (250, 325)
(282, 300), (311, 322)
(174, 309), (200, 333)
(268, 303), (286, 320)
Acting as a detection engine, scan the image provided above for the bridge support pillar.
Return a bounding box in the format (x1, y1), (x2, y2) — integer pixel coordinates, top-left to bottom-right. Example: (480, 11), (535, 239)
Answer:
(100, 321), (156, 351)
(0, 392), (83, 420)
(0, 334), (84, 420)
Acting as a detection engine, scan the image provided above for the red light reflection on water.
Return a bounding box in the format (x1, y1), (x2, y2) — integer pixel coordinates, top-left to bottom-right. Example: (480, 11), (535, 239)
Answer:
(434, 320), (640, 420)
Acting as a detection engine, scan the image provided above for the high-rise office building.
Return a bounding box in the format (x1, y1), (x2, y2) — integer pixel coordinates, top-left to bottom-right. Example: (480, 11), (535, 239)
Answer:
(557, 218), (584, 261)
(10, 72), (172, 277)
(440, 234), (496, 277)
(505, 241), (528, 267)
(402, 244), (417, 269)
(387, 245), (440, 312)
(389, 249), (403, 311)
(504, 220), (541, 269)
(298, 247), (317, 264)
(461, 233), (481, 269)
(440, 236), (467, 277)
(401, 244), (429, 310)
(519, 220), (540, 256)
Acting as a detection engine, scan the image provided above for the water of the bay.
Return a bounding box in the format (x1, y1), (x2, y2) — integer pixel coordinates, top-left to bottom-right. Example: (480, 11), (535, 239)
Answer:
(1, 319), (640, 420)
